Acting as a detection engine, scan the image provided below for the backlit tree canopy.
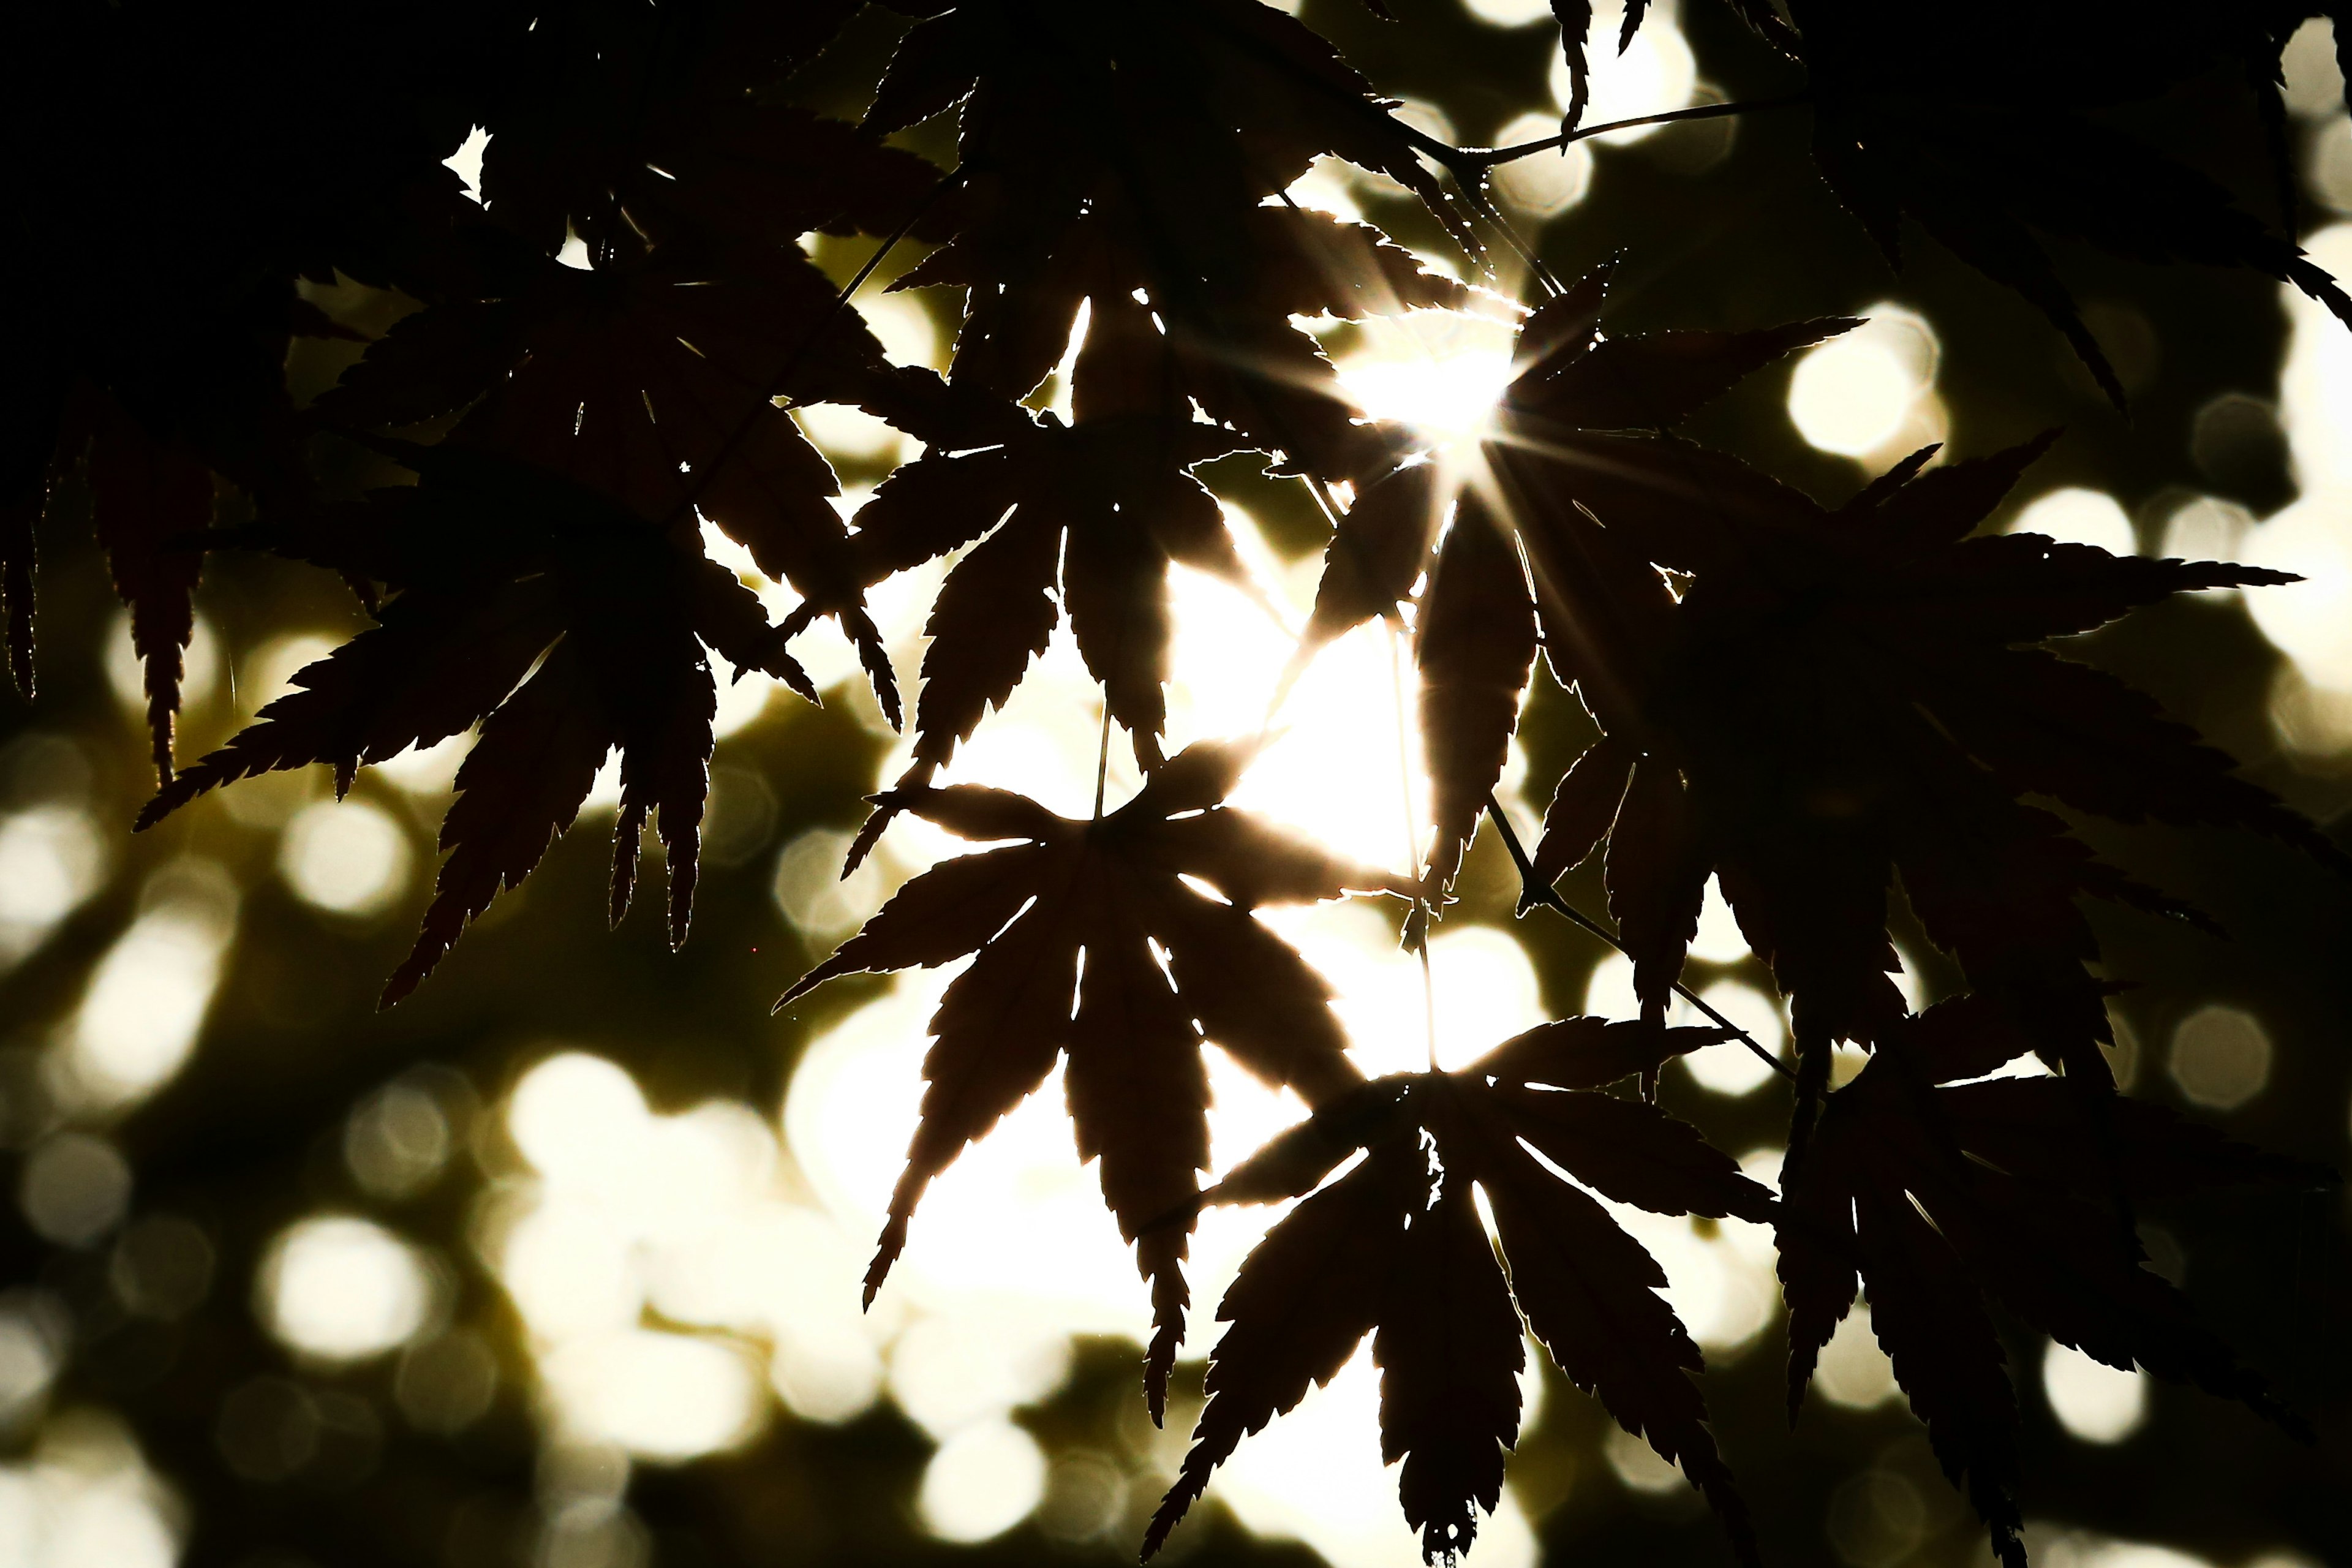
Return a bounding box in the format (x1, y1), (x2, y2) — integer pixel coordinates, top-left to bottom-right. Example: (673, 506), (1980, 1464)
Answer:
(4, 4), (2352, 1568)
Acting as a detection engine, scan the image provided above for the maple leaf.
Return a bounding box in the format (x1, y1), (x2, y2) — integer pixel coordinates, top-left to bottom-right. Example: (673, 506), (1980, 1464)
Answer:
(1776, 995), (2332, 1567)
(841, 292), (1259, 786)
(316, 196), (944, 721)
(467, 0), (869, 257)
(137, 444), (809, 1003)
(1303, 261), (1852, 901)
(1420, 274), (2343, 1126)
(2, 0), (500, 742)
(777, 739), (1412, 1417)
(869, 0), (1474, 481)
(1783, 0), (2352, 404)
(1145, 1016), (1771, 1564)
(1547, 2), (1799, 131)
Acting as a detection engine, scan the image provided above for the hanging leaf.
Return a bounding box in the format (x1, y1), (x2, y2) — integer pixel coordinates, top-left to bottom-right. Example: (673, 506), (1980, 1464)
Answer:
(138, 444), (809, 1002)
(1147, 1016), (1771, 1564)
(780, 737), (1412, 1418)
(1778, 995), (2332, 1566)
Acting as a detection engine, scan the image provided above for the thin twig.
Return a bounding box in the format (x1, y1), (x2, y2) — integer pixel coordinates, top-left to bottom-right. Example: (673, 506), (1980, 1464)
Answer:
(1385, 622), (1440, 1071)
(1466, 91), (1812, 171)
(1093, 700), (1113, 820)
(1481, 796), (1795, 1082)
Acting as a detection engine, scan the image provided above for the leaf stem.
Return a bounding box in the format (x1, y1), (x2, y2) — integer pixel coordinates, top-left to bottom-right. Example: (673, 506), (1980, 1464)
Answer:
(1480, 795), (1795, 1082)
(1465, 91), (1812, 171)
(1093, 698), (1112, 820)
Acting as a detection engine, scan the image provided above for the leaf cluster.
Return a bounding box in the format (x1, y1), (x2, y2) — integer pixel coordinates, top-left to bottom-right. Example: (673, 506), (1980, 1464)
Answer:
(5, 2), (2350, 1565)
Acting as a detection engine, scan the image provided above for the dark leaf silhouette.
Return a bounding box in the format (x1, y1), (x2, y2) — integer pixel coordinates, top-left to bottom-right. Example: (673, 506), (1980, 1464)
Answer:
(845, 296), (1258, 782)
(875, 0), (1473, 481)
(1147, 1017), (1771, 1564)
(780, 738), (1411, 1417)
(1343, 262), (1852, 895)
(1784, 0), (2352, 404)
(1462, 281), (2340, 1119)
(315, 156), (947, 720)
(138, 444), (808, 1002)
(7, 7), (2349, 1566)
(1777, 995), (2331, 1565)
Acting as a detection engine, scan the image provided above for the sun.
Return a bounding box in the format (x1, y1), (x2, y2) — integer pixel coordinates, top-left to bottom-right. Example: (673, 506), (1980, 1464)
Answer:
(1332, 309), (1520, 448)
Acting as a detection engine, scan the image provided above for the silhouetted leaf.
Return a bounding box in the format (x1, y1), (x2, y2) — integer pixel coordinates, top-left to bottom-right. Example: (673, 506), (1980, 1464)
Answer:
(1153, 1023), (1770, 1563)
(1779, 995), (2328, 1564)
(781, 738), (1410, 1417)
(140, 445), (807, 1001)
(1786, 0), (2352, 404)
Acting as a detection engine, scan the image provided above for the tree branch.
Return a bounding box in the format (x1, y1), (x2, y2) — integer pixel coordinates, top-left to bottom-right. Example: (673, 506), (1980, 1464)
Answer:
(1466, 91), (1812, 171)
(1482, 794), (1795, 1083)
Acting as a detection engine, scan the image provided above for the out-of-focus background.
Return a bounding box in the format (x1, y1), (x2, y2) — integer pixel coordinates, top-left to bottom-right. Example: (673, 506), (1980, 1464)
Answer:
(2, 3), (2350, 1566)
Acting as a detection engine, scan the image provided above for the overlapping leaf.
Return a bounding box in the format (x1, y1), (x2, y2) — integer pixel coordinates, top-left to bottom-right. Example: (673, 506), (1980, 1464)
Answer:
(139, 445), (809, 1002)
(315, 118), (967, 724)
(1777, 995), (2331, 1566)
(871, 0), (1474, 482)
(1782, 0), (2352, 404)
(1304, 263), (1853, 903)
(779, 739), (1411, 1416)
(1432, 274), (2341, 1126)
(843, 295), (1259, 784)
(1146, 1016), (1771, 1564)
(2, 1), (489, 756)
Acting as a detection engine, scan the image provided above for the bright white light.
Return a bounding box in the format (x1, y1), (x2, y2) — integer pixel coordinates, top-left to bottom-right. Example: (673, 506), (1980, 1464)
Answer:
(708, 652), (772, 739)
(918, 1419), (1047, 1543)
(0, 1409), (181, 1568)
(1285, 157), (1366, 224)
(497, 1194), (646, 1341)
(510, 1054), (654, 1190)
(260, 1216), (436, 1362)
(1687, 875), (1749, 962)
(1209, 1343), (1540, 1568)
(1262, 912), (1545, 1077)
(1581, 954), (1794, 1097)
(1787, 307), (1942, 459)
(2041, 1340), (2148, 1444)
(54, 864), (236, 1113)
(1463, 0), (1550, 24)
(279, 798), (411, 916)
(2245, 497), (2352, 690)
(1679, 981), (1787, 1097)
(0, 807), (105, 965)
(859, 293), (941, 371)
(2254, 222), (2352, 724)
(796, 404), (903, 464)
(1547, 1), (1696, 145)
(540, 1330), (766, 1461)
(1814, 1306), (1901, 1409)
(371, 731), (473, 794)
(445, 125), (489, 201)
(1335, 312), (1518, 446)
(889, 1310), (1072, 1441)
(2011, 488), (2137, 557)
